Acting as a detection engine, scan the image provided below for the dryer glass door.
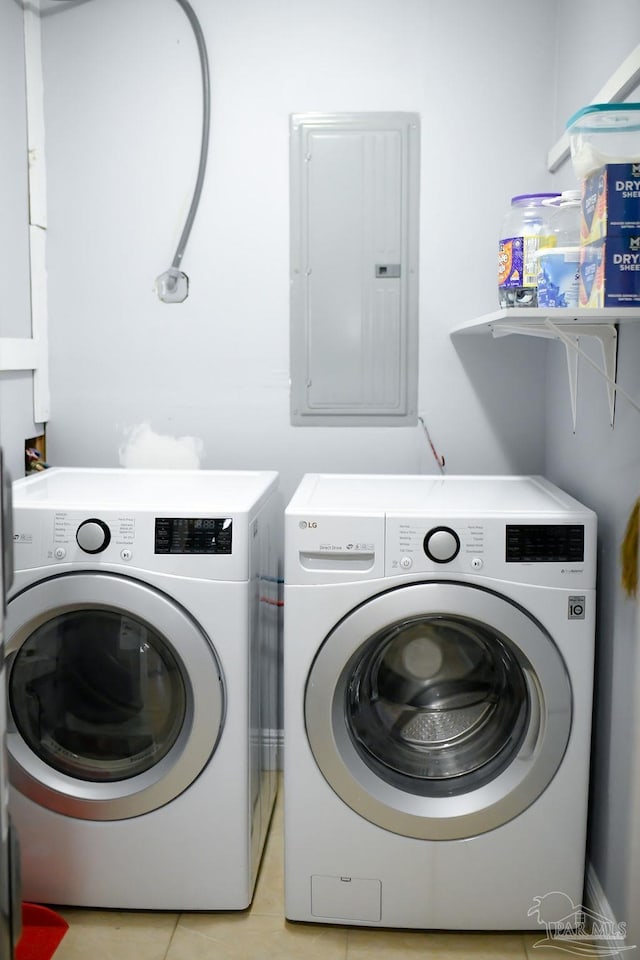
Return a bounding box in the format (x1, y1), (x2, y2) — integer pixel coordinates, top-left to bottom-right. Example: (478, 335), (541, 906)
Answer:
(305, 581), (572, 840)
(10, 608), (186, 782)
(6, 572), (224, 821)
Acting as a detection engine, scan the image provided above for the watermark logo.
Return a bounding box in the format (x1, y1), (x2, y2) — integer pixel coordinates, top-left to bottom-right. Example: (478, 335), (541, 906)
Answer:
(528, 892), (635, 956)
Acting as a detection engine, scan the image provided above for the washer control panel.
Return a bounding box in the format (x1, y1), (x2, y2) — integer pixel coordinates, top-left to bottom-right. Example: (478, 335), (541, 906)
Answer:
(388, 517), (484, 574)
(385, 515), (591, 586)
(505, 524), (584, 563)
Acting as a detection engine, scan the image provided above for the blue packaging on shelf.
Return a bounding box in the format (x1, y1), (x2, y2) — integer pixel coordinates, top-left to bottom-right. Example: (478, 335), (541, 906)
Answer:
(581, 163), (640, 243)
(537, 247), (580, 308)
(579, 236), (640, 307)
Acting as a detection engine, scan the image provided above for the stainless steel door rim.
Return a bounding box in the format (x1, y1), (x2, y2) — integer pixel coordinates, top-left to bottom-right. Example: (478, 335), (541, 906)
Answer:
(305, 581), (571, 840)
(6, 572), (224, 821)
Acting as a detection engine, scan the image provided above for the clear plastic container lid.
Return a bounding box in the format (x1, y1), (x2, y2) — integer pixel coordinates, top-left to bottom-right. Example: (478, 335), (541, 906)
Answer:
(567, 103), (640, 132)
(566, 103), (640, 177)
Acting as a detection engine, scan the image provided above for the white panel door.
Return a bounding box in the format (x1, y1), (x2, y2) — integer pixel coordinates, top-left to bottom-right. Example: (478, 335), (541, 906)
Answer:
(290, 113), (420, 426)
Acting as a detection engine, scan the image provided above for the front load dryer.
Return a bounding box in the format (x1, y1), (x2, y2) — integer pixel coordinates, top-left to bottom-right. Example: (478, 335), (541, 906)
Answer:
(284, 474), (596, 930)
(6, 467), (279, 910)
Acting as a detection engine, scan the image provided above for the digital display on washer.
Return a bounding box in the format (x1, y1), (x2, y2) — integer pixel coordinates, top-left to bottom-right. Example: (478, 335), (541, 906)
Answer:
(506, 524), (584, 563)
(154, 518), (232, 554)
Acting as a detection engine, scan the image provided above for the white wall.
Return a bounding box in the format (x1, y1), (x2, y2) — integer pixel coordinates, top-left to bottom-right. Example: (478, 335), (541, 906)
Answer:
(0, 0), (41, 481)
(545, 0), (640, 944)
(39, 0), (556, 507)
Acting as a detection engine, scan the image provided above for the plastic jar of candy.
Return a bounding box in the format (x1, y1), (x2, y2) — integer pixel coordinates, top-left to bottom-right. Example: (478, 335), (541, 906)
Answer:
(498, 193), (559, 307)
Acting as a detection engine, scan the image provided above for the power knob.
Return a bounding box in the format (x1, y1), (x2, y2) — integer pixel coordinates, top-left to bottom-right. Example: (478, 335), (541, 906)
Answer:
(76, 518), (111, 554)
(424, 526), (460, 564)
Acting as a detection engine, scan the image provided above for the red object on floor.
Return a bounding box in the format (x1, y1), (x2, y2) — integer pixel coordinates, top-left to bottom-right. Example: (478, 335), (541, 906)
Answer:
(15, 903), (69, 960)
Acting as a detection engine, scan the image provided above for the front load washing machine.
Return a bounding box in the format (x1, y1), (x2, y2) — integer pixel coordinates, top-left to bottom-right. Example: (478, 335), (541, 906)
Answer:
(6, 467), (279, 910)
(284, 474), (596, 930)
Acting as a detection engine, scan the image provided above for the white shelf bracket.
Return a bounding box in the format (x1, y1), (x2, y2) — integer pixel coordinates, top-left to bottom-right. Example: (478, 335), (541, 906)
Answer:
(490, 320), (583, 429)
(565, 338), (580, 434)
(543, 321), (619, 428)
(489, 319), (624, 429)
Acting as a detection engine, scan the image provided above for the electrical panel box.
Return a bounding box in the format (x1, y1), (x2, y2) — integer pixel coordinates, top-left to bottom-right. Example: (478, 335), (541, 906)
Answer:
(290, 112), (420, 427)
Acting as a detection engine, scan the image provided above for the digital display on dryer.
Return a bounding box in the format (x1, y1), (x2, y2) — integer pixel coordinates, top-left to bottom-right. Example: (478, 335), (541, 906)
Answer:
(506, 524), (584, 563)
(154, 518), (232, 554)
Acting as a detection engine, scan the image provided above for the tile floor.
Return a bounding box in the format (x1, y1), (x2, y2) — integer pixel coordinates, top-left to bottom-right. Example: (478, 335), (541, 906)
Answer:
(44, 782), (559, 960)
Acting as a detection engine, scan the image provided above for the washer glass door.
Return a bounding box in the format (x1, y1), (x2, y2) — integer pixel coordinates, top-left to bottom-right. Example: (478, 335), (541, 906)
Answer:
(305, 581), (572, 840)
(6, 572), (224, 821)
(347, 613), (529, 791)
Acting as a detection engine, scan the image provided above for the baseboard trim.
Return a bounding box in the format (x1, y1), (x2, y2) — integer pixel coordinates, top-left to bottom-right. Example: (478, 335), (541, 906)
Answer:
(584, 862), (633, 957)
(585, 863), (615, 919)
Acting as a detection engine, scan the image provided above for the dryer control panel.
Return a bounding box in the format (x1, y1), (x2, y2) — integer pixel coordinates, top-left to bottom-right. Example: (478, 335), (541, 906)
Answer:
(11, 508), (253, 581)
(154, 517), (232, 555)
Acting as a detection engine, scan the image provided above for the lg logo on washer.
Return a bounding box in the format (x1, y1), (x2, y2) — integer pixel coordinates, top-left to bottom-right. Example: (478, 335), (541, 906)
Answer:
(299, 521), (318, 529)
